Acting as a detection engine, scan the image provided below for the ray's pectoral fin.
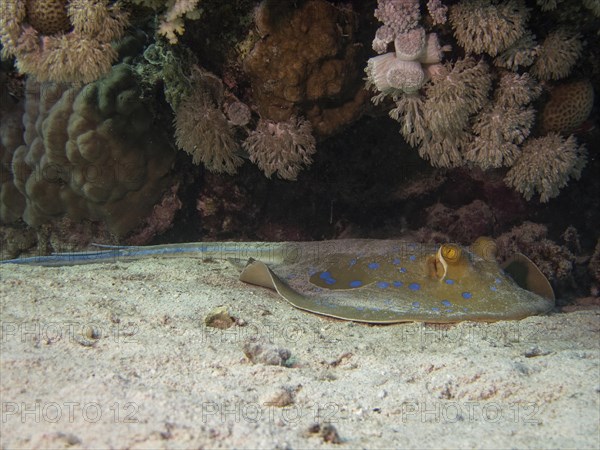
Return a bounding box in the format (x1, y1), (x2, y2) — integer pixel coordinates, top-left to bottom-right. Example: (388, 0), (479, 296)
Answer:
(239, 258), (320, 314)
(501, 253), (555, 301)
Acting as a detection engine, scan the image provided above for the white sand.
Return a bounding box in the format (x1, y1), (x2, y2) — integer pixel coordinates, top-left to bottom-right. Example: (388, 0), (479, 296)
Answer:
(1, 256), (599, 449)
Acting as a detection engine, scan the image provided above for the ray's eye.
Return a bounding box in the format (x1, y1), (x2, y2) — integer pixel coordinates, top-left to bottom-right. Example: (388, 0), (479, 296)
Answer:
(441, 244), (462, 264)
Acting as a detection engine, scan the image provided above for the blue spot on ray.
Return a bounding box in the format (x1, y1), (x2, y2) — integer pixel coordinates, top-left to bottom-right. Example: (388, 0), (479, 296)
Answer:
(377, 281), (390, 289)
(441, 300), (452, 307)
(393, 258), (401, 265)
(462, 292), (472, 299)
(349, 280), (363, 288)
(319, 271), (332, 279)
(409, 255), (416, 261)
(409, 282), (421, 291)
(393, 281), (403, 287)
(412, 301), (420, 308)
(399, 268), (407, 273)
(445, 279), (455, 285)
(368, 262), (380, 269)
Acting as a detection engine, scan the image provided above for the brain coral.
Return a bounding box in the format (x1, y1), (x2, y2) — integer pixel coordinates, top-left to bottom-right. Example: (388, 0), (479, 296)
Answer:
(0, 64), (175, 235)
(541, 80), (595, 133)
(25, 0), (70, 35)
(243, 0), (368, 136)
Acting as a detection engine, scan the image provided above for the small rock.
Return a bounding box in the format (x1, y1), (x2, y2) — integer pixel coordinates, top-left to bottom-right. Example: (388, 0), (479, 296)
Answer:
(307, 423), (341, 444)
(242, 336), (292, 366)
(263, 386), (296, 407)
(205, 306), (235, 329)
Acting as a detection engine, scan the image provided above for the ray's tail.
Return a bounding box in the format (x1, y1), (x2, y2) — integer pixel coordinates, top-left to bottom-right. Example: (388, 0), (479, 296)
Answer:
(0, 242), (291, 267)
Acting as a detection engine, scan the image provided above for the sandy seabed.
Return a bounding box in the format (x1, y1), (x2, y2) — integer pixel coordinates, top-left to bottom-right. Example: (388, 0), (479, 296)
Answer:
(1, 256), (599, 449)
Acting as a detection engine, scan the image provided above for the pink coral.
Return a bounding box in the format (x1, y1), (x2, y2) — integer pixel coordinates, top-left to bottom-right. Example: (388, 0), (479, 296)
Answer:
(243, 117), (316, 181)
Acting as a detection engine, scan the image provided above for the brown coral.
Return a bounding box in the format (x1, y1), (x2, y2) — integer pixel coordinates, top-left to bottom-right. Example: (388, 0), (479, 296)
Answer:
(530, 29), (582, 81)
(504, 134), (587, 202)
(541, 80), (595, 134)
(174, 70), (243, 175)
(449, 0), (530, 57)
(0, 64), (175, 235)
(0, 0), (128, 84)
(243, 116), (316, 180)
(243, 0), (367, 136)
(25, 0), (70, 35)
(496, 221), (575, 282)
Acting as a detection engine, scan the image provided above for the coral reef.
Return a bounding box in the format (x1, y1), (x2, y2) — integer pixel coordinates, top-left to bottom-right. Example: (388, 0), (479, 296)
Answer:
(541, 80), (595, 133)
(174, 68), (243, 175)
(388, 57), (491, 168)
(449, 0), (530, 57)
(0, 0), (129, 83)
(465, 72), (541, 169)
(243, 116), (316, 181)
(496, 221), (575, 282)
(0, 64), (175, 235)
(424, 200), (494, 244)
(590, 239), (600, 284)
(243, 0), (367, 136)
(366, 0), (593, 203)
(530, 29), (583, 81)
(504, 134), (587, 203)
(367, 0), (448, 102)
(126, 183), (182, 245)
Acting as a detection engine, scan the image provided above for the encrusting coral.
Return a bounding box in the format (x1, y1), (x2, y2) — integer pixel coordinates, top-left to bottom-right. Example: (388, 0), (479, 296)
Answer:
(504, 134), (587, 203)
(243, 116), (317, 181)
(0, 64), (175, 235)
(0, 0), (129, 84)
(243, 0), (368, 136)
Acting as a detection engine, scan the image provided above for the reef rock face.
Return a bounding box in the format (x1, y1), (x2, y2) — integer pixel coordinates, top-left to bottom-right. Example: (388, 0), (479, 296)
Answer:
(243, 0), (368, 136)
(0, 64), (175, 235)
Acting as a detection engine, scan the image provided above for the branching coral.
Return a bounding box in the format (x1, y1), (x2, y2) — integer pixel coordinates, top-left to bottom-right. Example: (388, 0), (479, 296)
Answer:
(427, 0), (448, 25)
(504, 134), (587, 202)
(530, 29), (582, 81)
(0, 64), (175, 234)
(174, 69), (243, 175)
(243, 116), (316, 181)
(449, 0), (530, 57)
(0, 0), (128, 84)
(372, 0), (421, 54)
(465, 72), (541, 169)
(132, 0), (202, 44)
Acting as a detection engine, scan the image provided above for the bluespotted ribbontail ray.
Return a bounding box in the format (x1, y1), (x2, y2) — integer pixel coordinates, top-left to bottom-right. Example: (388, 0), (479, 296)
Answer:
(1, 238), (554, 323)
